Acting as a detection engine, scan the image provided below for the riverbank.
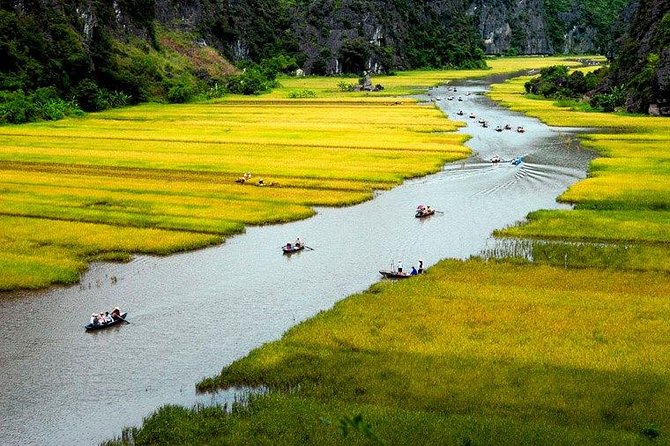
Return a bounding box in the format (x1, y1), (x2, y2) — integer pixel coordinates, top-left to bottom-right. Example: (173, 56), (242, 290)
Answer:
(488, 75), (670, 272)
(108, 259), (669, 445)
(105, 69), (669, 445)
(0, 57), (586, 292)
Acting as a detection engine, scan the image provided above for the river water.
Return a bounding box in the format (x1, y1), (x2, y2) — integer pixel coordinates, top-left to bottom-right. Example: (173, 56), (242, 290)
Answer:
(0, 78), (593, 445)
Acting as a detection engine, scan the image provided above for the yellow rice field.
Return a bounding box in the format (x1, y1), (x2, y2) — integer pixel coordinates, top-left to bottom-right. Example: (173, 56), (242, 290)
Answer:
(0, 57), (595, 291)
(0, 86), (468, 291)
(489, 75), (670, 270)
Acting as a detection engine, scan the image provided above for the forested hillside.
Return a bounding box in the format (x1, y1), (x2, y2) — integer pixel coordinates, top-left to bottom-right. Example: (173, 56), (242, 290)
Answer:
(603, 0), (670, 114)
(0, 0), (663, 117)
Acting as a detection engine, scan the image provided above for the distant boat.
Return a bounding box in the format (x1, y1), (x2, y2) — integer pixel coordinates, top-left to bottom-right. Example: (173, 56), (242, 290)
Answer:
(469, 113), (476, 119)
(504, 123), (512, 130)
(415, 208), (436, 218)
(282, 243), (305, 254)
(517, 126), (526, 133)
(512, 157), (523, 166)
(490, 155), (501, 163)
(379, 270), (412, 279)
(85, 313), (128, 331)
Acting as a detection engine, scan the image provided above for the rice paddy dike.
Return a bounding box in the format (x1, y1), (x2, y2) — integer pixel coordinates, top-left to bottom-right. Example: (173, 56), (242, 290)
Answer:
(0, 56), (584, 292)
(100, 63), (670, 444)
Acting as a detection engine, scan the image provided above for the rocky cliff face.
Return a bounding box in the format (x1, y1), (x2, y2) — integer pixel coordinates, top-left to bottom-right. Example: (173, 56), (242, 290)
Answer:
(467, 0), (628, 55)
(468, 0), (552, 54)
(604, 0), (670, 114)
(286, 0), (484, 74)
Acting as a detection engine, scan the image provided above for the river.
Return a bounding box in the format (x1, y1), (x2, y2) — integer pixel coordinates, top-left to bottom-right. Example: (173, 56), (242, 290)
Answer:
(0, 77), (593, 445)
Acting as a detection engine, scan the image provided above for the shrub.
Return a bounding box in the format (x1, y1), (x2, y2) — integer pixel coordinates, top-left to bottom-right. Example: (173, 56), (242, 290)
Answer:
(287, 89), (316, 98)
(225, 66), (276, 95)
(337, 81), (357, 92)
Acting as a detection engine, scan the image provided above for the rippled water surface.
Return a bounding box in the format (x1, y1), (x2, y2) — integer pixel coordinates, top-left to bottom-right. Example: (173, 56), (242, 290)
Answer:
(0, 79), (593, 445)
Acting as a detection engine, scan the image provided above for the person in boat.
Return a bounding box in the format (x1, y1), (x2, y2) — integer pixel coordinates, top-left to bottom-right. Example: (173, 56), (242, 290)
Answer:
(410, 266), (418, 275)
(90, 313), (98, 326)
(105, 312), (113, 323)
(111, 307), (121, 320)
(418, 259), (424, 274)
(286, 242), (292, 250)
(426, 205), (432, 213)
(397, 260), (403, 273)
(97, 312), (106, 324)
(295, 238), (302, 248)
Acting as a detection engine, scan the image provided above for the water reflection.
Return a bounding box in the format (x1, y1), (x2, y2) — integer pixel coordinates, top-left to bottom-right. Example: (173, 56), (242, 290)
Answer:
(0, 78), (593, 445)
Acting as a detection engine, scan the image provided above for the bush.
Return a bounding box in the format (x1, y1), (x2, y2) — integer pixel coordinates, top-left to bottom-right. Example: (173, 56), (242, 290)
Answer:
(166, 77), (196, 104)
(0, 88), (83, 124)
(225, 66), (276, 95)
(337, 81), (357, 92)
(287, 89), (316, 98)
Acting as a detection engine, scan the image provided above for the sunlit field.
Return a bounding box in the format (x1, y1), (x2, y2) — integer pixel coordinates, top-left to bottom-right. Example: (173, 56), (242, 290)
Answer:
(110, 259), (669, 445)
(102, 56), (670, 445)
(0, 99), (468, 290)
(0, 56), (590, 291)
(489, 76), (670, 271)
(266, 56), (588, 99)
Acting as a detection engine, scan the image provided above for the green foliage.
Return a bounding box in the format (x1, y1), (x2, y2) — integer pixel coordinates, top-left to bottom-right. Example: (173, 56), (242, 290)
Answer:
(225, 66), (277, 95)
(589, 85), (625, 112)
(337, 81), (357, 92)
(404, 13), (486, 69)
(261, 54), (299, 75)
(339, 37), (372, 74)
(287, 89), (316, 98)
(73, 79), (131, 112)
(524, 65), (618, 111)
(640, 424), (661, 440)
(166, 76), (197, 104)
(0, 88), (82, 124)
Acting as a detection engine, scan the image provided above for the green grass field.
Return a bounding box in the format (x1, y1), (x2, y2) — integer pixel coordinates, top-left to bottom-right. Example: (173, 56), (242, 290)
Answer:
(108, 260), (668, 445)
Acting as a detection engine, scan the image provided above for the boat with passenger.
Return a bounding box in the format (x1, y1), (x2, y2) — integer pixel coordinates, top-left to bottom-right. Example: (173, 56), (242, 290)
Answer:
(85, 309), (127, 331)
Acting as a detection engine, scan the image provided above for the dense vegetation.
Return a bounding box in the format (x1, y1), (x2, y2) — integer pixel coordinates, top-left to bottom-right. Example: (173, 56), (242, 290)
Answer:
(524, 65), (627, 112)
(603, 0), (670, 113)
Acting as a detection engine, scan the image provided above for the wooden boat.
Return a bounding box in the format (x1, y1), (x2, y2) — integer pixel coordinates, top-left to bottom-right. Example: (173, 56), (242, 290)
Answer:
(85, 313), (127, 331)
(415, 209), (435, 218)
(282, 244), (305, 254)
(379, 270), (412, 279)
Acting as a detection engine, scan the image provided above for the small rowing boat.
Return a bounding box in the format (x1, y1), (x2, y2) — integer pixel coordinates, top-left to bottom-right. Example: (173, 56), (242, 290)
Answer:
(282, 244), (305, 254)
(415, 204), (436, 218)
(415, 209), (435, 218)
(85, 313), (127, 331)
(379, 270), (412, 279)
